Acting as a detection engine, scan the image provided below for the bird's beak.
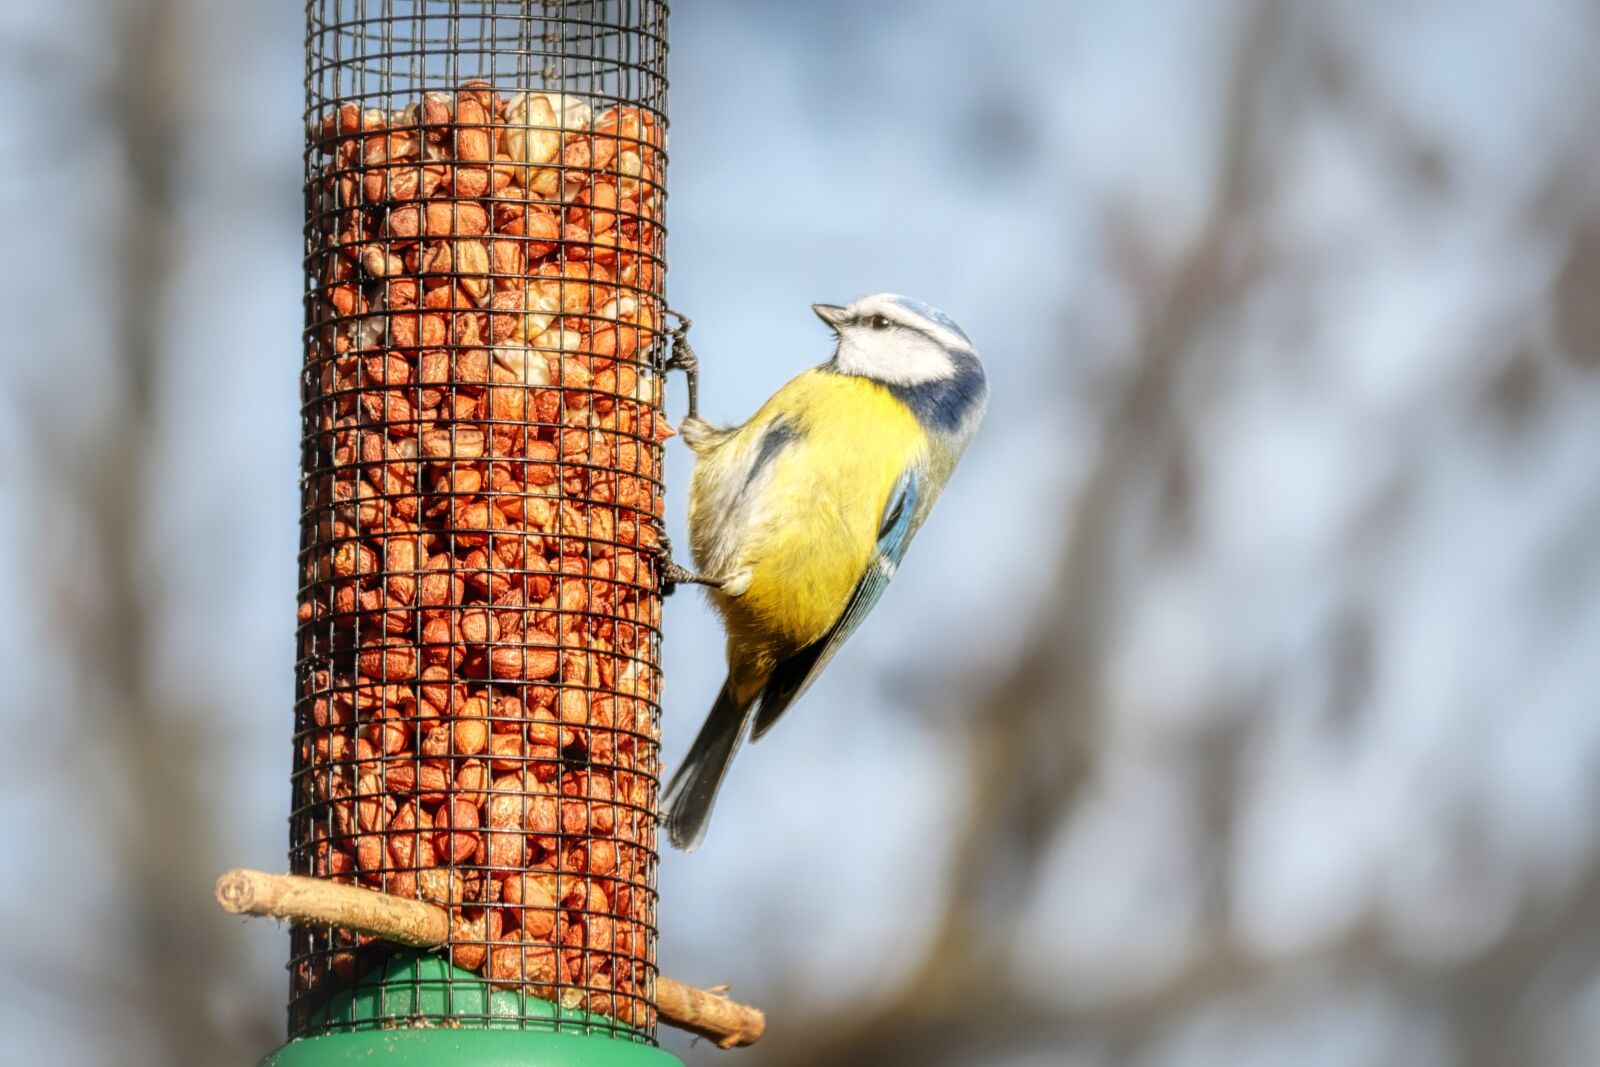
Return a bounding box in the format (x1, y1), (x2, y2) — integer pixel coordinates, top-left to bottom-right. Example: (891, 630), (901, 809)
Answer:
(812, 303), (848, 328)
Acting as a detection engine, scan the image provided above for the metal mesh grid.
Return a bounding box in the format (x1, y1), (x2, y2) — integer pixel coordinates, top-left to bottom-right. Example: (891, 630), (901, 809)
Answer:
(294, 0), (669, 1042)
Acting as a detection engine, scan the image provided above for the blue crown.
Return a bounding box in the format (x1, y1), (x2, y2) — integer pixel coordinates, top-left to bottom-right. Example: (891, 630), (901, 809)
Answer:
(888, 295), (972, 346)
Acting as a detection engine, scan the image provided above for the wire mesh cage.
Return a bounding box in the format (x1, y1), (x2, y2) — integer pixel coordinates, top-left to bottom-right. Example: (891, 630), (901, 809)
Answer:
(294, 0), (670, 1044)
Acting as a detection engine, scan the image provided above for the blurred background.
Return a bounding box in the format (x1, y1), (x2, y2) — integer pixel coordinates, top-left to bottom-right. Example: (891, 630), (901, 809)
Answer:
(4, 1), (1600, 1065)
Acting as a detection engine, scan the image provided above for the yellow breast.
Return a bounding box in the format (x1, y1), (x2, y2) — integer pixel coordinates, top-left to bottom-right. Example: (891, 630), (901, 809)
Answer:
(690, 370), (924, 685)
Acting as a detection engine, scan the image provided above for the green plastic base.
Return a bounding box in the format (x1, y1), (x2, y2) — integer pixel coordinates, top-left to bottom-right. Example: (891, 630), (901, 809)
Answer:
(261, 1029), (682, 1067)
(262, 954), (680, 1067)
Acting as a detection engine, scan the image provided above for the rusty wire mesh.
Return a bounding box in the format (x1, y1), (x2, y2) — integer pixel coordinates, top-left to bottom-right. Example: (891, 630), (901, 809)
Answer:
(292, 0), (670, 1041)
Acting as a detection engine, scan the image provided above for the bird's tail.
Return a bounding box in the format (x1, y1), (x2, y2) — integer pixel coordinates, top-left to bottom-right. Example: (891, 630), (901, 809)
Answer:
(662, 679), (755, 851)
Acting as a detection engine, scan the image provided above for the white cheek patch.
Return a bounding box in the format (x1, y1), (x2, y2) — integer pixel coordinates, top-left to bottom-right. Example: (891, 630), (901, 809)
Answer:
(836, 330), (954, 386)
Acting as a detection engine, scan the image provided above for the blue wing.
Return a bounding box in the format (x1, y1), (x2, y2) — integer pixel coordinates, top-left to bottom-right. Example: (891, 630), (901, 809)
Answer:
(749, 465), (921, 740)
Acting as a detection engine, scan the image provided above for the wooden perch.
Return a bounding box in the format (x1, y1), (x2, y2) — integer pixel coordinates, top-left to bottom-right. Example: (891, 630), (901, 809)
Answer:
(217, 866), (450, 946)
(215, 868), (765, 1049)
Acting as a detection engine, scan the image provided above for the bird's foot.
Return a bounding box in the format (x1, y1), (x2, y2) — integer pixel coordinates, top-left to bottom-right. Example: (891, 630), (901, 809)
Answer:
(662, 559), (722, 595)
(664, 310), (701, 422)
(656, 530), (721, 596)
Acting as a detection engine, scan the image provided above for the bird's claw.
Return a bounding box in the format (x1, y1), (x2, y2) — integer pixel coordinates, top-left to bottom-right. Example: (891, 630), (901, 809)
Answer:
(662, 558), (721, 595)
(664, 310), (700, 422)
(656, 529), (720, 597)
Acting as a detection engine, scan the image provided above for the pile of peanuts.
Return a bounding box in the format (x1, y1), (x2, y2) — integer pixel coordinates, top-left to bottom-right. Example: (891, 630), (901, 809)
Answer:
(292, 80), (668, 1028)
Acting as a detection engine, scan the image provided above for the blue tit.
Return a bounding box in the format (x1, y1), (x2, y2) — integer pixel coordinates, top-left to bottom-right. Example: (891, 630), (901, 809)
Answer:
(662, 294), (988, 850)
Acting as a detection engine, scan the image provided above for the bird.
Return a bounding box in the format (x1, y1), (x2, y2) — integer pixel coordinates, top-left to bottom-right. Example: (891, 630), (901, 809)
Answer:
(658, 294), (988, 850)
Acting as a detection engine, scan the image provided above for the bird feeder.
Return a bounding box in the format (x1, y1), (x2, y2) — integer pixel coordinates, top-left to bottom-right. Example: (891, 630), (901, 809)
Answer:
(211, 3), (761, 1063)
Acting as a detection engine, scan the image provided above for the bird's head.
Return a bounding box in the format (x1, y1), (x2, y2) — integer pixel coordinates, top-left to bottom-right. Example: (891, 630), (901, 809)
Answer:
(815, 294), (980, 385)
(815, 294), (987, 434)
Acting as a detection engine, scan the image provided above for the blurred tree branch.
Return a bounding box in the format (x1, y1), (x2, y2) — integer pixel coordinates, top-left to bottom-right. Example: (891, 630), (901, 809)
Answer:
(15, 0), (280, 1062)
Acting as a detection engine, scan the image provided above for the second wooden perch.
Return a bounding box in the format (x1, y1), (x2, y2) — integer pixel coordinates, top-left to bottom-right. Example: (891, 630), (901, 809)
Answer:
(216, 868), (765, 1050)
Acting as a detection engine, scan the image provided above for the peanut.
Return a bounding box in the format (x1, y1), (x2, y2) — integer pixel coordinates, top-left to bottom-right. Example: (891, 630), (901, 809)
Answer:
(301, 82), (665, 1014)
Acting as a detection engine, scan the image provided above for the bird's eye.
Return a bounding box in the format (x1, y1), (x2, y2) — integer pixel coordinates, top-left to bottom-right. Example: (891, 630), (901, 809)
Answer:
(868, 314), (891, 330)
